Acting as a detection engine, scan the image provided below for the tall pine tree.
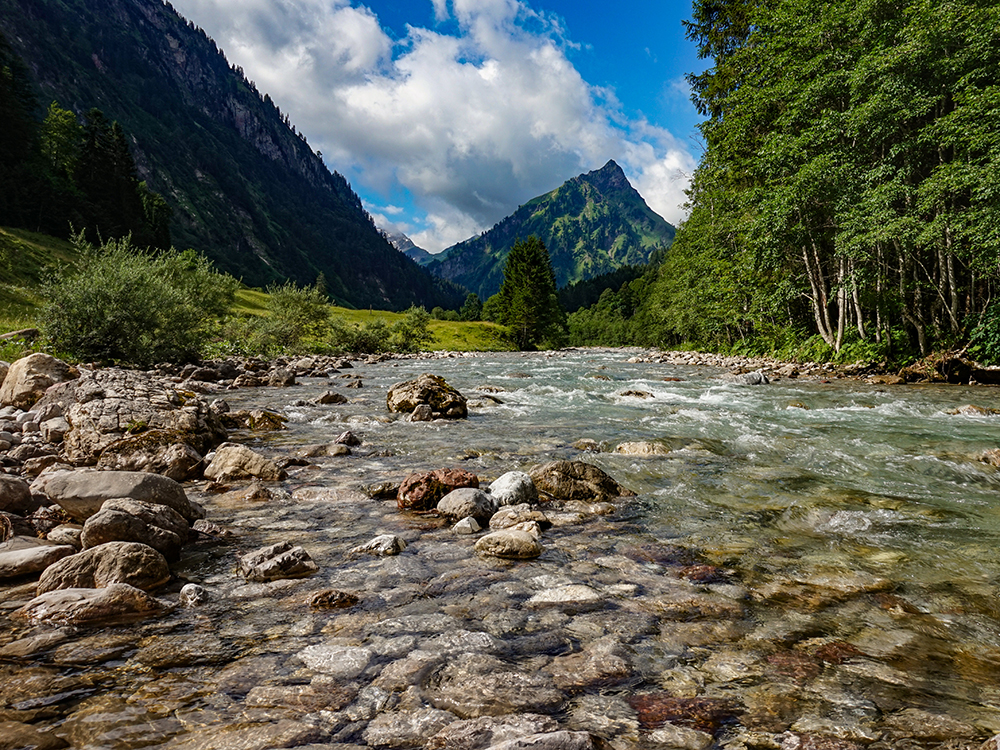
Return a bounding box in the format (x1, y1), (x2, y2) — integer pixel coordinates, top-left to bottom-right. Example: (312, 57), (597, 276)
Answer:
(493, 236), (567, 350)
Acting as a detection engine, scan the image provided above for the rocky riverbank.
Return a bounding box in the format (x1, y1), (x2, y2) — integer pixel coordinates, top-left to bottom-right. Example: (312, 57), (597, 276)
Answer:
(2, 349), (1000, 750)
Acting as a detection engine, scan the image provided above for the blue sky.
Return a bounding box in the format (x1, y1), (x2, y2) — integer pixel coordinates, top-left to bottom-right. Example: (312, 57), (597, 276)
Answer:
(169, 0), (705, 251)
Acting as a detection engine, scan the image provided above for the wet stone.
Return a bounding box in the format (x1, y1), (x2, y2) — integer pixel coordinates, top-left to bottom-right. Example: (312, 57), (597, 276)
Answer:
(361, 707), (457, 748)
(296, 643), (373, 679)
(238, 541), (318, 582)
(133, 633), (235, 668)
(425, 713), (560, 750)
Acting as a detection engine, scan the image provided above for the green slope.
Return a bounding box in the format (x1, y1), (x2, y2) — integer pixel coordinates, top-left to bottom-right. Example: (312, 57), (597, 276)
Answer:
(0, 0), (459, 311)
(426, 160), (676, 299)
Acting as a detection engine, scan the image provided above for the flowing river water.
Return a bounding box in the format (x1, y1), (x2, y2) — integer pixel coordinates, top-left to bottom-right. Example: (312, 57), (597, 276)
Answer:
(4, 348), (1000, 749)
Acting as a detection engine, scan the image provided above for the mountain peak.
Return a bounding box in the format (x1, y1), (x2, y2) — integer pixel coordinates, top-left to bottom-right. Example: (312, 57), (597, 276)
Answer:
(580, 159), (631, 196)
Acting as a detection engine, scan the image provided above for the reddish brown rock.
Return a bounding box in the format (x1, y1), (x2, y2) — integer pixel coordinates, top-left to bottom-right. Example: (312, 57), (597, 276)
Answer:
(397, 468), (479, 512)
(626, 694), (736, 734)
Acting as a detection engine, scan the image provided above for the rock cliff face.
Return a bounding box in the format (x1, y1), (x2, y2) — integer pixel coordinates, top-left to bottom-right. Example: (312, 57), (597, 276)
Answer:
(426, 160), (676, 299)
(0, 0), (458, 310)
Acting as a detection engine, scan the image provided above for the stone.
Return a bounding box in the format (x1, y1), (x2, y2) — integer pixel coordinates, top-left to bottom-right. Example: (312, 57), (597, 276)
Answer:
(453, 517), (481, 534)
(297, 643), (373, 679)
(335, 430), (362, 446)
(267, 368), (297, 387)
(475, 529), (544, 559)
(615, 441), (672, 456)
(0, 353), (77, 409)
(438, 487), (496, 524)
(646, 724), (714, 750)
(40, 416), (70, 443)
(528, 461), (635, 503)
(34, 368), (228, 465)
(298, 443), (351, 458)
(310, 589), (359, 609)
(487, 732), (596, 750)
(572, 439), (600, 452)
(180, 583), (209, 606)
(204, 443), (287, 482)
(548, 637), (633, 689)
(722, 370), (770, 385)
(238, 540), (318, 581)
(425, 714), (560, 750)
(314, 390), (348, 405)
(47, 524), (83, 548)
(488, 471), (538, 507)
(0, 721), (68, 750)
(424, 653), (565, 718)
(490, 504), (549, 530)
(362, 707), (457, 748)
(348, 534), (407, 557)
(32, 469), (203, 523)
(527, 584), (605, 613)
(12, 582), (168, 627)
(96, 430), (204, 482)
(37, 541), (171, 593)
(81, 497), (190, 560)
(0, 474), (33, 514)
(410, 404), (434, 421)
(0, 536), (76, 580)
(387, 373), (468, 419)
(133, 633), (235, 668)
(398, 468), (479, 512)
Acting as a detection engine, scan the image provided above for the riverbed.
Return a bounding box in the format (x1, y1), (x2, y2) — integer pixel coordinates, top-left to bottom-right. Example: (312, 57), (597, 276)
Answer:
(3, 348), (1000, 749)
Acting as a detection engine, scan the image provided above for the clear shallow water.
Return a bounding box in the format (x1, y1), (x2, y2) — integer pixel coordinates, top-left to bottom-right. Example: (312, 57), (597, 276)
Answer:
(5, 349), (1000, 747)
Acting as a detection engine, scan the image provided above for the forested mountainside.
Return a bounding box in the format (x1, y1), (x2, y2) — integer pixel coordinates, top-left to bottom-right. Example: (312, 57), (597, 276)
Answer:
(0, 0), (460, 310)
(426, 160), (675, 300)
(628, 0), (1000, 360)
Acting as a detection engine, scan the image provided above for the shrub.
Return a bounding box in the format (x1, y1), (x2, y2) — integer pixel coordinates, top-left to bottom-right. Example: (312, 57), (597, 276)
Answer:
(39, 235), (237, 365)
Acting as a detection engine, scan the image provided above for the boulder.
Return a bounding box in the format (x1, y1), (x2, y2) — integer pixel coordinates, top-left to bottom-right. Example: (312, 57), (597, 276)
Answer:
(96, 430), (204, 482)
(490, 504), (549, 530)
(398, 468), (479, 512)
(0, 721), (68, 750)
(410, 404), (434, 422)
(0, 353), (77, 409)
(37, 541), (171, 593)
(204, 443), (287, 482)
(424, 653), (564, 718)
(438, 487), (496, 525)
(81, 498), (190, 560)
(475, 529), (544, 559)
(32, 368), (227, 466)
(387, 373), (468, 419)
(547, 637), (633, 689)
(722, 371), (769, 385)
(313, 391), (348, 405)
(347, 534), (408, 557)
(32, 470), (203, 523)
(0, 536), (76, 580)
(11, 582), (168, 627)
(0, 474), (34, 515)
(267, 368), (296, 387)
(615, 441), (672, 456)
(238, 540), (318, 581)
(488, 471), (538, 507)
(528, 461), (635, 503)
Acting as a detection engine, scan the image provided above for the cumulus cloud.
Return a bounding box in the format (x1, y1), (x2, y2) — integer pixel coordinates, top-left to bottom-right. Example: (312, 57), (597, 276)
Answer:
(170, 0), (696, 251)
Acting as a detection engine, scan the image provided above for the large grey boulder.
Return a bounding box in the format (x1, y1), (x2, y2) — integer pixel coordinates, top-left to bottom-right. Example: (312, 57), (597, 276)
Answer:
(96, 431), (204, 482)
(387, 373), (468, 419)
(37, 541), (171, 593)
(0, 353), (77, 409)
(0, 537), (76, 580)
(31, 470), (203, 523)
(81, 498), (190, 560)
(12, 582), (168, 627)
(32, 368), (227, 466)
(528, 461), (635, 503)
(438, 487), (496, 525)
(488, 471), (538, 507)
(204, 443), (287, 482)
(0, 475), (34, 515)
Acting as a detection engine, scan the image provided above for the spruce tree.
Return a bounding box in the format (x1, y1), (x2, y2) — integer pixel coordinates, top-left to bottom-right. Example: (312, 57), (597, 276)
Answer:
(495, 236), (567, 350)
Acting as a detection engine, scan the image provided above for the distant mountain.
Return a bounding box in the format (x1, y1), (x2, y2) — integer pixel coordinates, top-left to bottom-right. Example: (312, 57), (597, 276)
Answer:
(387, 232), (435, 266)
(0, 0), (459, 310)
(425, 160), (675, 300)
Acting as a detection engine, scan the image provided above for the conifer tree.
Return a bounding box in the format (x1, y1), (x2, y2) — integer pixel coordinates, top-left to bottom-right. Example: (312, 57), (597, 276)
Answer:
(495, 236), (567, 350)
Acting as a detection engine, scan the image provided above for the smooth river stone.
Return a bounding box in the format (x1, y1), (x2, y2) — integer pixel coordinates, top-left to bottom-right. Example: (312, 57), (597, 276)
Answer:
(12, 583), (168, 627)
(362, 707), (457, 748)
(475, 529), (544, 559)
(0, 537), (75, 580)
(425, 714), (560, 750)
(526, 584), (605, 612)
(296, 643), (373, 679)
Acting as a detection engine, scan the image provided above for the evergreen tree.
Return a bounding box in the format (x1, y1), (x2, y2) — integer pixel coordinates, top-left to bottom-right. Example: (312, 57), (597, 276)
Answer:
(459, 293), (483, 321)
(494, 236), (567, 350)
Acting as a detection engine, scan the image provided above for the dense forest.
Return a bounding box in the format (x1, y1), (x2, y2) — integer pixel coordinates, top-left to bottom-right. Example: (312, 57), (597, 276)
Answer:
(571, 0), (1000, 364)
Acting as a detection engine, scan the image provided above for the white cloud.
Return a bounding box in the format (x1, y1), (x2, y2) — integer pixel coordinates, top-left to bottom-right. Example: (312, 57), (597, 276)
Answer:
(169, 0), (696, 251)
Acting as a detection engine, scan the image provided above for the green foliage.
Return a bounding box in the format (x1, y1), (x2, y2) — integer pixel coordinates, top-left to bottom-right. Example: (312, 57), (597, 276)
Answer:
(969, 302), (1000, 366)
(459, 293), (483, 321)
(39, 234), (237, 365)
(493, 236), (567, 350)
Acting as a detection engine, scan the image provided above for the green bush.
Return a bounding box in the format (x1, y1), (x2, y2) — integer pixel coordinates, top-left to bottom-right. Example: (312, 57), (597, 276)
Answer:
(39, 235), (237, 365)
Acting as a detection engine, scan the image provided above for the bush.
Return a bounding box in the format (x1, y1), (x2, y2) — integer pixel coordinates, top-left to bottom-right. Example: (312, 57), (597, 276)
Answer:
(39, 235), (237, 365)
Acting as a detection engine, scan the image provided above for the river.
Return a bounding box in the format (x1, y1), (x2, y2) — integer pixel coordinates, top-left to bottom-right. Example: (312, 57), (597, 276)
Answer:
(3, 348), (1000, 749)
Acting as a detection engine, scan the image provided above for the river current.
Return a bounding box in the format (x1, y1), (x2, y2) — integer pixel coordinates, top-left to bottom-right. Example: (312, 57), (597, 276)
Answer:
(4, 348), (1000, 748)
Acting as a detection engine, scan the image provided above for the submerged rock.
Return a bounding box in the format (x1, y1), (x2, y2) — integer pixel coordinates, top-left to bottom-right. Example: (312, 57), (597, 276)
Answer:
(424, 653), (565, 718)
(528, 461), (635, 503)
(12, 582), (168, 627)
(425, 714), (560, 750)
(348, 534), (407, 557)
